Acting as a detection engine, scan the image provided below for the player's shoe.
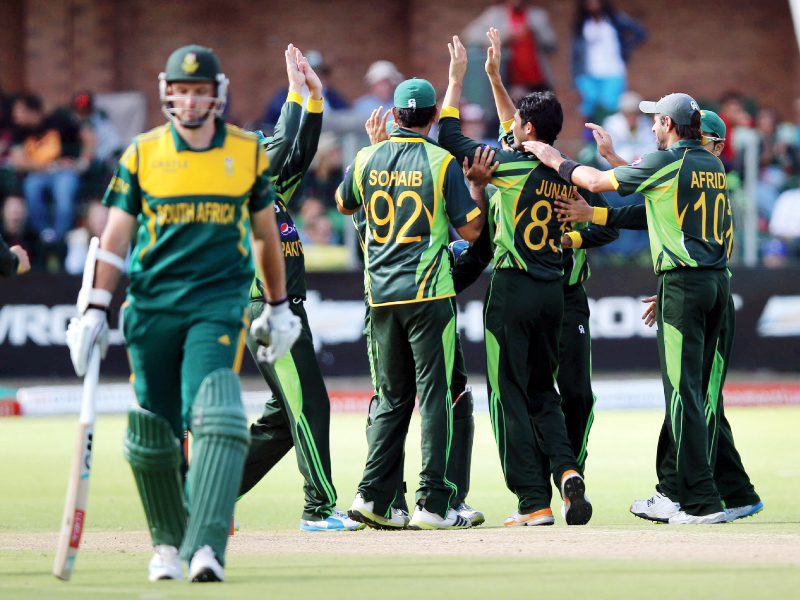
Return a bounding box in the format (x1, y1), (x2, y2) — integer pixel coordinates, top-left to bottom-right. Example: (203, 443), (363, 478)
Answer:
(348, 493), (407, 530)
(456, 502), (485, 527)
(408, 505), (471, 530)
(630, 491), (681, 523)
(725, 501), (764, 522)
(301, 507), (366, 531)
(188, 545), (224, 582)
(504, 508), (555, 527)
(148, 544), (184, 582)
(561, 470), (592, 525)
(668, 510), (727, 524)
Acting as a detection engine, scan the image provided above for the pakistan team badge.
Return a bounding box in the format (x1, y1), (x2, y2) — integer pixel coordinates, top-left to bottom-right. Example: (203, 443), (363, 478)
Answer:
(181, 52), (199, 75)
(225, 157), (234, 176)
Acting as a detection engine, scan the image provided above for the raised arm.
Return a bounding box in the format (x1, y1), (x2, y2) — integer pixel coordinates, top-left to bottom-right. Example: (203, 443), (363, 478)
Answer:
(485, 28), (515, 125)
(265, 44), (306, 171)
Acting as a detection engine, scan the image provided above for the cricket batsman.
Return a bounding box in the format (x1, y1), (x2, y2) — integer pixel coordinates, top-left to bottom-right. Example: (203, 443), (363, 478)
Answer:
(555, 110), (763, 523)
(236, 45), (362, 532)
(65, 44), (301, 582)
(525, 93), (732, 524)
(337, 77), (486, 530)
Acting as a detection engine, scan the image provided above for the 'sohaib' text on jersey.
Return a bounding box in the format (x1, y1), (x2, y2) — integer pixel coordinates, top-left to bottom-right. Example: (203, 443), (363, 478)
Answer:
(368, 170), (424, 187)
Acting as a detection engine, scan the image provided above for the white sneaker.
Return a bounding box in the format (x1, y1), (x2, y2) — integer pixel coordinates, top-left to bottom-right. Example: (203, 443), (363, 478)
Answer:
(456, 502), (485, 527)
(669, 510), (727, 524)
(504, 508), (555, 527)
(630, 491), (681, 523)
(408, 505), (471, 530)
(725, 501), (764, 522)
(561, 470), (592, 525)
(348, 493), (407, 530)
(148, 544), (183, 582)
(301, 507), (366, 531)
(188, 545), (224, 582)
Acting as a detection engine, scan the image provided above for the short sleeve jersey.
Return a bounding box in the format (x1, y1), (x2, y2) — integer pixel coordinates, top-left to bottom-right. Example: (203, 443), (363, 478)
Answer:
(438, 109), (567, 281)
(609, 140), (730, 273)
(337, 128), (479, 306)
(103, 117), (274, 312)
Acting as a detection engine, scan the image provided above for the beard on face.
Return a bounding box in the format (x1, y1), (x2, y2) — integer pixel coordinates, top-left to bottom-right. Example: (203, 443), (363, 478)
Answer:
(655, 126), (668, 151)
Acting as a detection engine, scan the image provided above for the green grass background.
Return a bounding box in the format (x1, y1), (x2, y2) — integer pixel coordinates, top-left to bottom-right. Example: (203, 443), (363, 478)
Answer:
(1, 407), (799, 598)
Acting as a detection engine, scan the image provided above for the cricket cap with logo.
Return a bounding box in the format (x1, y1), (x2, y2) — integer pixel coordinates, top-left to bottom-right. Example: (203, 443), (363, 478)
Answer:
(639, 93), (700, 126)
(394, 78), (437, 110)
(159, 44), (229, 128)
(700, 109), (726, 140)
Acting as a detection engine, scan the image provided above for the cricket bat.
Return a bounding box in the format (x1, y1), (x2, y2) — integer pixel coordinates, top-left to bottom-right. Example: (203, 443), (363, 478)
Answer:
(53, 346), (101, 581)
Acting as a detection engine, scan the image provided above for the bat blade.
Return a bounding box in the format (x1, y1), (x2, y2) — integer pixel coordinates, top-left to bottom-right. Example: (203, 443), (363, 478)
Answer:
(53, 348), (100, 581)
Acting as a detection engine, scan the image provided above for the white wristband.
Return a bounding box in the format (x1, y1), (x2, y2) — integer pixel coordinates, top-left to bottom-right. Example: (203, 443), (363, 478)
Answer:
(96, 248), (126, 270)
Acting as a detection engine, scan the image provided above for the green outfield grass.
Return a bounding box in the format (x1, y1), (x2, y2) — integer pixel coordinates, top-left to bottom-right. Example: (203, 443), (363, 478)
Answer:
(1, 406), (799, 598)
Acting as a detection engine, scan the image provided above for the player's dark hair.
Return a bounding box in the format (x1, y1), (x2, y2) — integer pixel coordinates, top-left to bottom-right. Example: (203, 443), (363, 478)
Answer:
(14, 93), (43, 113)
(517, 91), (563, 145)
(661, 112), (701, 141)
(395, 106), (437, 129)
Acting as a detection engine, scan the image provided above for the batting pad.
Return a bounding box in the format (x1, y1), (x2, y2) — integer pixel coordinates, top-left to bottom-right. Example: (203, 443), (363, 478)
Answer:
(124, 406), (187, 548)
(180, 368), (249, 566)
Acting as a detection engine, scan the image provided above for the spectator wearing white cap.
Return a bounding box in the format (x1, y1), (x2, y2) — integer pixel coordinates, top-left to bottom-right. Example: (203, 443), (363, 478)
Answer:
(353, 60), (404, 115)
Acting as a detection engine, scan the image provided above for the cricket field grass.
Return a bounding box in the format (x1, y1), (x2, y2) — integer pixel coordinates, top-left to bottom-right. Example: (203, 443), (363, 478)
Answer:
(1, 406), (799, 599)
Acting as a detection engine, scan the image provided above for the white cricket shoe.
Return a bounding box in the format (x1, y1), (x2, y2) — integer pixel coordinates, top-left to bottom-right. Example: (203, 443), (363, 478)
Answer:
(408, 505), (471, 530)
(148, 544), (183, 582)
(504, 508), (555, 527)
(188, 545), (224, 582)
(630, 491), (681, 523)
(456, 502), (485, 527)
(301, 507), (366, 531)
(669, 510), (727, 524)
(725, 501), (764, 522)
(348, 493), (408, 530)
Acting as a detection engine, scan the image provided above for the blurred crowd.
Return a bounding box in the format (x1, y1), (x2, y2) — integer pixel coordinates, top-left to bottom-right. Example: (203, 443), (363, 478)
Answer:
(3, 0), (798, 272)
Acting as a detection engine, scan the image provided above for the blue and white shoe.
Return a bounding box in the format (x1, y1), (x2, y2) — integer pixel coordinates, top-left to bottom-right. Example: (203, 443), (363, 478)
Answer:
(725, 501), (764, 522)
(301, 507), (366, 531)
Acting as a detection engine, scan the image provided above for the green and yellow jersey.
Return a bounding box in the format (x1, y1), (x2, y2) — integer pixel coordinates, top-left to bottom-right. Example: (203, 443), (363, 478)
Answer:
(337, 127), (479, 307)
(103, 117), (274, 311)
(608, 140), (730, 272)
(249, 93), (323, 302)
(439, 108), (616, 283)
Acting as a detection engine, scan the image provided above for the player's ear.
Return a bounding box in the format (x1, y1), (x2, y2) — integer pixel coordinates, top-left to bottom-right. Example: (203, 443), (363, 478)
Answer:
(391, 106), (398, 124)
(714, 142), (725, 157)
(431, 106), (439, 125)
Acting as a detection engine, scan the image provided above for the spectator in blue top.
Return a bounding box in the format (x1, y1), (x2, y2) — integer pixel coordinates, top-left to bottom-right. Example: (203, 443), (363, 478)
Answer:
(571, 0), (647, 122)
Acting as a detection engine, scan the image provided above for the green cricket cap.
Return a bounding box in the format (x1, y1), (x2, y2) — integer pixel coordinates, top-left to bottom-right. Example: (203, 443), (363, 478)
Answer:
(700, 109), (726, 140)
(394, 78), (436, 109)
(639, 93), (700, 126)
(164, 45), (222, 82)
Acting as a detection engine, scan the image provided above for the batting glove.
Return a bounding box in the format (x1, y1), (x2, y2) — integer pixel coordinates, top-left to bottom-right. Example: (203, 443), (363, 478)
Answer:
(66, 308), (109, 376)
(250, 299), (302, 364)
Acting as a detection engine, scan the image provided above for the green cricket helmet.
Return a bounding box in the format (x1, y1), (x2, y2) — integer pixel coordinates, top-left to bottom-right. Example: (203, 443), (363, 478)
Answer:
(158, 44), (229, 128)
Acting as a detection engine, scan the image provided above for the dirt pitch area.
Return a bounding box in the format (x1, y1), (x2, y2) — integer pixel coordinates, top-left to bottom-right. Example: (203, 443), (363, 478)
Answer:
(3, 528), (799, 564)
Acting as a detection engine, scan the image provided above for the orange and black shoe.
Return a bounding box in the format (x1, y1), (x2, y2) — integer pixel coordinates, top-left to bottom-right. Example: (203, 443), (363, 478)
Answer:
(561, 470), (592, 525)
(504, 508), (555, 526)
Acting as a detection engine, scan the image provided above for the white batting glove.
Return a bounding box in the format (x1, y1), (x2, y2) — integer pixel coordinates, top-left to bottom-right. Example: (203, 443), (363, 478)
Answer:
(250, 300), (302, 364)
(66, 308), (109, 376)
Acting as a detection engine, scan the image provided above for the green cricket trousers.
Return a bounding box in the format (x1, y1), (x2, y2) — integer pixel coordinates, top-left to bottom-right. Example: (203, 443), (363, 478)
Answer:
(238, 299), (338, 521)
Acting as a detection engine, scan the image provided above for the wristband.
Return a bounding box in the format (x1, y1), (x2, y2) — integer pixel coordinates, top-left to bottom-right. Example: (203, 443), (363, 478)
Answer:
(267, 296), (288, 307)
(558, 160), (581, 184)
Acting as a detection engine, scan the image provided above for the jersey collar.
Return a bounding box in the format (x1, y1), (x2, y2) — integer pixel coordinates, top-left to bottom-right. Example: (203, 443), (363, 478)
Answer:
(669, 139), (703, 149)
(389, 126), (437, 145)
(170, 116), (227, 152)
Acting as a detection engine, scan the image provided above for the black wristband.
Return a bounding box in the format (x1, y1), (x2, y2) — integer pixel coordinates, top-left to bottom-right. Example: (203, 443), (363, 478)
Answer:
(558, 159), (581, 184)
(266, 296), (288, 307)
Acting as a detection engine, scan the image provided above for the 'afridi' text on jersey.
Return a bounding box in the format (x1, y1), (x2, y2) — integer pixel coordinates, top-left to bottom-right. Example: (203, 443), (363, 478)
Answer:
(609, 139), (730, 273)
(103, 117), (274, 311)
(337, 127), (479, 306)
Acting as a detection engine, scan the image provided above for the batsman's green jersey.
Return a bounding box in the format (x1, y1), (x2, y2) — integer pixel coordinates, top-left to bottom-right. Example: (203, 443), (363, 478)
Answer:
(608, 140), (731, 273)
(249, 93), (322, 301)
(103, 117), (274, 311)
(337, 127), (480, 306)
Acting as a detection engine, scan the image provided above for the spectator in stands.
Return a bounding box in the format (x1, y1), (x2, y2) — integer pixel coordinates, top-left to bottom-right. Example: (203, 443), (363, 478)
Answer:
(302, 132), (344, 208)
(72, 91), (123, 167)
(460, 104), (497, 147)
(353, 61), (403, 115)
(1, 195), (39, 270)
(0, 96), (16, 201)
(768, 187), (800, 257)
(571, 0), (647, 123)
(64, 199), (109, 275)
(9, 94), (94, 242)
(462, 1), (557, 96)
(596, 90), (655, 168)
(717, 91), (753, 170)
(261, 51), (348, 129)
(297, 197), (339, 245)
(755, 106), (799, 219)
